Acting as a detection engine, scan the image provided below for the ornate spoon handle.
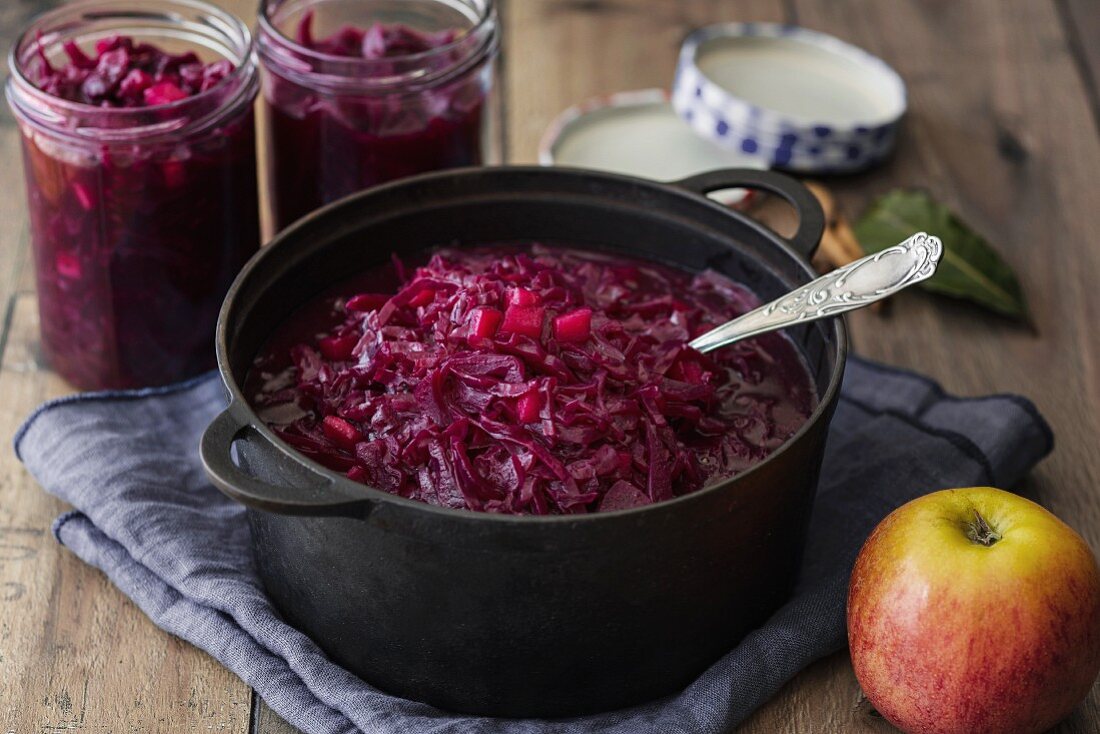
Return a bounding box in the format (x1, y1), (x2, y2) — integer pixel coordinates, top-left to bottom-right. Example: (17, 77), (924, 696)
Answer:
(689, 232), (943, 354)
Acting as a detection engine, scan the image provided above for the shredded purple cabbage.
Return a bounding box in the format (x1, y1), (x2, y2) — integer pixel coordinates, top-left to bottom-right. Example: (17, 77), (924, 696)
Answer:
(32, 35), (234, 107)
(248, 246), (816, 515)
(294, 11), (459, 59)
(263, 14), (487, 230)
(20, 36), (258, 390)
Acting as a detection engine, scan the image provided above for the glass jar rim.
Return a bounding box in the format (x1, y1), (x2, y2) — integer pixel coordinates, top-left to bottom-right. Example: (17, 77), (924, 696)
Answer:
(257, 0), (498, 93)
(6, 0), (258, 141)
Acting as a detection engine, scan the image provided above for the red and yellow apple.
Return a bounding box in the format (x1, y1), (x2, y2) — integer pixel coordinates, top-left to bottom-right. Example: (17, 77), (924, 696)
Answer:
(848, 487), (1100, 734)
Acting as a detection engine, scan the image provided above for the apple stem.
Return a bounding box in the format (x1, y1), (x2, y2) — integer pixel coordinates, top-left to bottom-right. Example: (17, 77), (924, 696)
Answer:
(967, 510), (1001, 547)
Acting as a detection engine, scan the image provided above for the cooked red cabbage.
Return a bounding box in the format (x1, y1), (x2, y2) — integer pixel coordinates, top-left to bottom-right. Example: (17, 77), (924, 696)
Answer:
(248, 246), (817, 515)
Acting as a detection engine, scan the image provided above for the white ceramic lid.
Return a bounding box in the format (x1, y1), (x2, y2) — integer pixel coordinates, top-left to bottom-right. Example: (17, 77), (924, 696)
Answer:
(673, 23), (907, 172)
(539, 89), (766, 204)
(696, 33), (904, 127)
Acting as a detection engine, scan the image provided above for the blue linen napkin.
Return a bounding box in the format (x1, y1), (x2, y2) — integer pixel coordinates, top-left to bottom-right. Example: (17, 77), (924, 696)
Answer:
(15, 356), (1053, 734)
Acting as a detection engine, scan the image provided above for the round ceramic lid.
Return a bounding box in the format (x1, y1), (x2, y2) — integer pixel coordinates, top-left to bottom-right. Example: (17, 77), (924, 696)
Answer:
(539, 89), (766, 204)
(673, 23), (907, 173)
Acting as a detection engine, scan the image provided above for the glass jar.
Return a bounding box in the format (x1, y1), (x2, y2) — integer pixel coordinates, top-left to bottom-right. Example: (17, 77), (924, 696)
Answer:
(257, 0), (500, 232)
(6, 0), (261, 391)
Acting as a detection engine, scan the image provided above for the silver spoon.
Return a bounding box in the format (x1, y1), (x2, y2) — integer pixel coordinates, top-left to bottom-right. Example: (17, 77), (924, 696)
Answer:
(689, 232), (943, 354)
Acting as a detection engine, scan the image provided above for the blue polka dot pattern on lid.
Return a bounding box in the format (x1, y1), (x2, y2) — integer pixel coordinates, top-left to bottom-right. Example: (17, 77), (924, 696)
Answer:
(671, 22), (907, 173)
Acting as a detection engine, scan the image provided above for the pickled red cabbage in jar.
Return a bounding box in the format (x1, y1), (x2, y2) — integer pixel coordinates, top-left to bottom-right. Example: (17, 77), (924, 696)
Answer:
(8, 2), (261, 390)
(257, 0), (499, 231)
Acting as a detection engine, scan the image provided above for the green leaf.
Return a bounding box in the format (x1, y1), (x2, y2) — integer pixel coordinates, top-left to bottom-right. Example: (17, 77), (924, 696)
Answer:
(853, 190), (1029, 321)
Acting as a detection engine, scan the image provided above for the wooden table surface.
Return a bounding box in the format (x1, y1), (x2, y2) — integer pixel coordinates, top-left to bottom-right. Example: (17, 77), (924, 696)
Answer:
(2, 1), (1099, 732)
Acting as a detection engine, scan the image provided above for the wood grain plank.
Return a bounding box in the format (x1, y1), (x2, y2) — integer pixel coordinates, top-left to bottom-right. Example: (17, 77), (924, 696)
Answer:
(1059, 0), (1100, 132)
(0, 1), (51, 339)
(251, 697), (301, 734)
(0, 295), (252, 733)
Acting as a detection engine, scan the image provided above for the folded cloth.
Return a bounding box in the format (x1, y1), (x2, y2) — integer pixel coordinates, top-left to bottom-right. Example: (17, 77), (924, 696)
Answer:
(15, 356), (1053, 734)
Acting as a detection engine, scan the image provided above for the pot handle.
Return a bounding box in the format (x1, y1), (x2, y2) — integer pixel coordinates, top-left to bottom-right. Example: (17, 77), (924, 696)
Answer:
(671, 169), (825, 260)
(201, 406), (370, 516)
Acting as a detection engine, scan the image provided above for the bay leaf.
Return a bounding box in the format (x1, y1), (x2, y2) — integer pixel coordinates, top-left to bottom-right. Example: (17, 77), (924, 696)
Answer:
(853, 190), (1029, 321)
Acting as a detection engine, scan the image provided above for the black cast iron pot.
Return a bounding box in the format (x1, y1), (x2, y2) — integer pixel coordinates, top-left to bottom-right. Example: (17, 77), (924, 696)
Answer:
(200, 167), (846, 718)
